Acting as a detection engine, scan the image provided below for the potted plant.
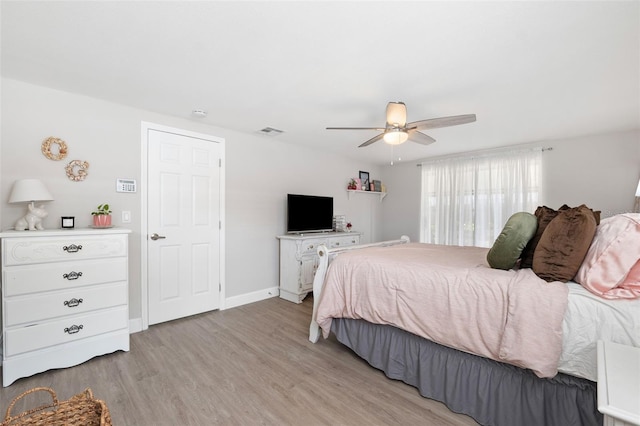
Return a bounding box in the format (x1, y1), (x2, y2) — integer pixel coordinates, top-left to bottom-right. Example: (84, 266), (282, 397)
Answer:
(91, 203), (112, 227)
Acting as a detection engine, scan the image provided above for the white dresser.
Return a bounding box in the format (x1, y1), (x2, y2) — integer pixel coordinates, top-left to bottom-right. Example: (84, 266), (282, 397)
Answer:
(0, 228), (131, 387)
(277, 232), (362, 303)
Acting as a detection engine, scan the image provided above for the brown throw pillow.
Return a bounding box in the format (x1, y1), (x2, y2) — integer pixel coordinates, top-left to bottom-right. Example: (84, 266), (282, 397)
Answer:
(520, 206), (560, 269)
(532, 205), (598, 282)
(520, 204), (601, 269)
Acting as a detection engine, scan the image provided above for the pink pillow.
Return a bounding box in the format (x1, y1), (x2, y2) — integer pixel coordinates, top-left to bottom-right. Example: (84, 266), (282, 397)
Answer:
(574, 213), (640, 299)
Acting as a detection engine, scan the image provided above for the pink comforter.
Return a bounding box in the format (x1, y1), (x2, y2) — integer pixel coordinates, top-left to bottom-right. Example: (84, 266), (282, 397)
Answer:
(315, 243), (569, 378)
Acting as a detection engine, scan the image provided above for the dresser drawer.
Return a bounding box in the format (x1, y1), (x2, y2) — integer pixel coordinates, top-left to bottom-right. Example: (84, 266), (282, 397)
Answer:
(2, 234), (128, 266)
(4, 306), (128, 357)
(4, 282), (127, 326)
(328, 235), (360, 249)
(296, 239), (325, 256)
(2, 258), (127, 297)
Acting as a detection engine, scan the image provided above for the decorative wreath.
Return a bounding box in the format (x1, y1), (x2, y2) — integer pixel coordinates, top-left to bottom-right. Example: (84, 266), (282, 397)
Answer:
(41, 137), (68, 161)
(65, 160), (90, 182)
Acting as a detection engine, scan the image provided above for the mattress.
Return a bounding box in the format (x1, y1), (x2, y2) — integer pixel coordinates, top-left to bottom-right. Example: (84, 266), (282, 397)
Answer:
(558, 281), (640, 381)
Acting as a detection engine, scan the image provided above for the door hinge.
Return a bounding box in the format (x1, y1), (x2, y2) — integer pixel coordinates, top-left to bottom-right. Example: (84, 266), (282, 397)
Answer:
(219, 282), (221, 292)
(219, 158), (222, 167)
(219, 221), (221, 229)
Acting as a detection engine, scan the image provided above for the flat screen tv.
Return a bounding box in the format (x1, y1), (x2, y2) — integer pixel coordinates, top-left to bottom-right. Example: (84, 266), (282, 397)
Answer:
(287, 194), (333, 234)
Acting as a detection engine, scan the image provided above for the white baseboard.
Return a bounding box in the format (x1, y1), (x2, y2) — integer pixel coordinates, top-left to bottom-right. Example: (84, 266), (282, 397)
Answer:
(129, 317), (143, 334)
(224, 286), (279, 310)
(126, 287), (279, 333)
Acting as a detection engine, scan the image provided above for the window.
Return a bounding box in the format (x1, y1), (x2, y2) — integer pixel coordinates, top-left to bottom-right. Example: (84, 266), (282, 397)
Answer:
(420, 148), (541, 247)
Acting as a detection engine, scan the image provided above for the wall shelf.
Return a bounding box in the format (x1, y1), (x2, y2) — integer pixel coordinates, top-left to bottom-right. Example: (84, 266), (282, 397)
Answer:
(347, 189), (387, 201)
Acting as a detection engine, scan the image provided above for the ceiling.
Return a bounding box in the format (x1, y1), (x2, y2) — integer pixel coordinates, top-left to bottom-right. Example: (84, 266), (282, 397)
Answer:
(2, 1), (639, 165)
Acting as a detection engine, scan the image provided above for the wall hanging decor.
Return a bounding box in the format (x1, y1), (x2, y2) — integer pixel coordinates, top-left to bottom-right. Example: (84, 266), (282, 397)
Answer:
(41, 137), (68, 161)
(65, 159), (89, 181)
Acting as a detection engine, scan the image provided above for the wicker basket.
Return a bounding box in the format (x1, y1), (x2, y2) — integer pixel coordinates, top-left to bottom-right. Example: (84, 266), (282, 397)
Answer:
(1, 387), (111, 426)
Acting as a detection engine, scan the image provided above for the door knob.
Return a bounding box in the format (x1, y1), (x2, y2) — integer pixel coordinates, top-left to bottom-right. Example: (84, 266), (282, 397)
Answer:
(150, 233), (166, 241)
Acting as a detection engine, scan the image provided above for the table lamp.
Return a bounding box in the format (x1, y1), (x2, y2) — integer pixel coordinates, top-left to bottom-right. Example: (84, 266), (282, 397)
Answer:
(9, 179), (54, 230)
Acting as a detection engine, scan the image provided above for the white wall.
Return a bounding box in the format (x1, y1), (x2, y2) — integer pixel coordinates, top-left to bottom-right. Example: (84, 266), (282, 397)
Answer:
(379, 161), (422, 242)
(380, 130), (640, 242)
(1, 78), (382, 321)
(541, 131), (640, 216)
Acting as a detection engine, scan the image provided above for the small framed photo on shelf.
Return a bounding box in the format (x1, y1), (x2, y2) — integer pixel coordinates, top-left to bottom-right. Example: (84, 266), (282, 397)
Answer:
(373, 180), (382, 192)
(61, 216), (75, 229)
(359, 171), (370, 191)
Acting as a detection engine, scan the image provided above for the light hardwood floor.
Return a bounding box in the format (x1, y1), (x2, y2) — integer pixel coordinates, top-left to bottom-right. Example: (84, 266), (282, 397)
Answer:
(0, 297), (478, 425)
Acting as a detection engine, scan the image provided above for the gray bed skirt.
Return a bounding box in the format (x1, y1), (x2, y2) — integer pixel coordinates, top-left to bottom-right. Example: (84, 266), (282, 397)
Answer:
(331, 318), (602, 426)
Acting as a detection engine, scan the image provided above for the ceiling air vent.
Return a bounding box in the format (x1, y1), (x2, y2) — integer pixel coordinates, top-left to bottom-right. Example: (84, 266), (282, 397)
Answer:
(258, 127), (284, 136)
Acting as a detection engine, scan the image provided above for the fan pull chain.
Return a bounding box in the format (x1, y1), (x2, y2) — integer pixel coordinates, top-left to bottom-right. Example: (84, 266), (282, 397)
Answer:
(390, 145), (402, 166)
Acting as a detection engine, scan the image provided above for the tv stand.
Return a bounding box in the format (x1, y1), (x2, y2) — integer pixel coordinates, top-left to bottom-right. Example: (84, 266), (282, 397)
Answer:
(276, 232), (362, 303)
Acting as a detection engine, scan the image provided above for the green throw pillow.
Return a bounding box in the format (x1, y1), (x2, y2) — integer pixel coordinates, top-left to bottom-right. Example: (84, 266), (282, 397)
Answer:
(487, 212), (538, 270)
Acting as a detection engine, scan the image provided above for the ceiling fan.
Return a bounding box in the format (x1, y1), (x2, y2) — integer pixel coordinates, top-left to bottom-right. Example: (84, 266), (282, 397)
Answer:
(327, 102), (476, 147)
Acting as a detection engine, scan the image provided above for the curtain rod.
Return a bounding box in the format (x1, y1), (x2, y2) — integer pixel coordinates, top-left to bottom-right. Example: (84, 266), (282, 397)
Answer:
(416, 146), (553, 166)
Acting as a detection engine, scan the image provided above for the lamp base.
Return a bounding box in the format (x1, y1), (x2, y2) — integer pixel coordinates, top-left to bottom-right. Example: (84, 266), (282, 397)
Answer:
(14, 202), (49, 231)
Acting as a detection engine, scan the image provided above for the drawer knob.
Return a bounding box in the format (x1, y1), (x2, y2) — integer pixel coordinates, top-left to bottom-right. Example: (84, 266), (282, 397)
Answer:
(64, 298), (84, 308)
(64, 324), (84, 334)
(62, 244), (83, 253)
(62, 271), (83, 280)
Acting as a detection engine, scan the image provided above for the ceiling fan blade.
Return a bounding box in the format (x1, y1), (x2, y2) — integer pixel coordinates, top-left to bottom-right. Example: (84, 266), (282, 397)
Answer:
(386, 102), (407, 127)
(326, 127), (386, 131)
(358, 133), (384, 147)
(407, 114), (476, 131)
(408, 131), (436, 146)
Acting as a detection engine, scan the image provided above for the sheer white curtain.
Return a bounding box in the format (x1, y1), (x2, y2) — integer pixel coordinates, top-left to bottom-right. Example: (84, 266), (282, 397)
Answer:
(420, 148), (541, 247)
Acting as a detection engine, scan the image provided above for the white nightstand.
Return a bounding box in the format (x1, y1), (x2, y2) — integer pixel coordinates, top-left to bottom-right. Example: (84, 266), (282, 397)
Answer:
(597, 340), (640, 426)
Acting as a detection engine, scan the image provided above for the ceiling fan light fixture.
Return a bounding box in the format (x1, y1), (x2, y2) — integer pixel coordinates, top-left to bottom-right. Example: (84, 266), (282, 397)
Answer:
(386, 102), (407, 127)
(383, 129), (409, 145)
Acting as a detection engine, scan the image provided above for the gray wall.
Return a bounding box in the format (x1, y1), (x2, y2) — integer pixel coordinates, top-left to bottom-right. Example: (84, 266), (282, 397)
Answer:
(3, 77), (638, 325)
(380, 130), (640, 242)
(1, 78), (382, 321)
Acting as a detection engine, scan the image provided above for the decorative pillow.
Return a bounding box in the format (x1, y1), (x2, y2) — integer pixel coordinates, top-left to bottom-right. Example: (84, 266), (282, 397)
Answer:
(487, 212), (538, 270)
(532, 205), (597, 282)
(521, 204), (601, 269)
(519, 206), (560, 269)
(574, 213), (640, 299)
(624, 260), (640, 283)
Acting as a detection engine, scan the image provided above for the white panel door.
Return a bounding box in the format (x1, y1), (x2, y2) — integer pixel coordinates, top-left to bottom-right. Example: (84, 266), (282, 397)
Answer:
(147, 129), (221, 325)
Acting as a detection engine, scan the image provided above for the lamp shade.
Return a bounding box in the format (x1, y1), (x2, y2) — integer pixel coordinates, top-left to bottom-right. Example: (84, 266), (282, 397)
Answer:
(636, 179), (640, 197)
(383, 129), (409, 145)
(9, 179), (54, 203)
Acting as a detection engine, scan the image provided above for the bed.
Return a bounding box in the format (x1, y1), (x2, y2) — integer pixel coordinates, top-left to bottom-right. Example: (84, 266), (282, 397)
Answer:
(308, 214), (640, 426)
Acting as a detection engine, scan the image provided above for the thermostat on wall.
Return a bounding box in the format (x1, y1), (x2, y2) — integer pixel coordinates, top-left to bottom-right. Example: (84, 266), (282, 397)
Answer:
(116, 178), (137, 193)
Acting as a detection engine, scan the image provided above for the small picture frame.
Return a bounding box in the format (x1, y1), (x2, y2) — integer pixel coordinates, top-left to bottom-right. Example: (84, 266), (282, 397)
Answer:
(359, 171), (370, 191)
(61, 216), (75, 229)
